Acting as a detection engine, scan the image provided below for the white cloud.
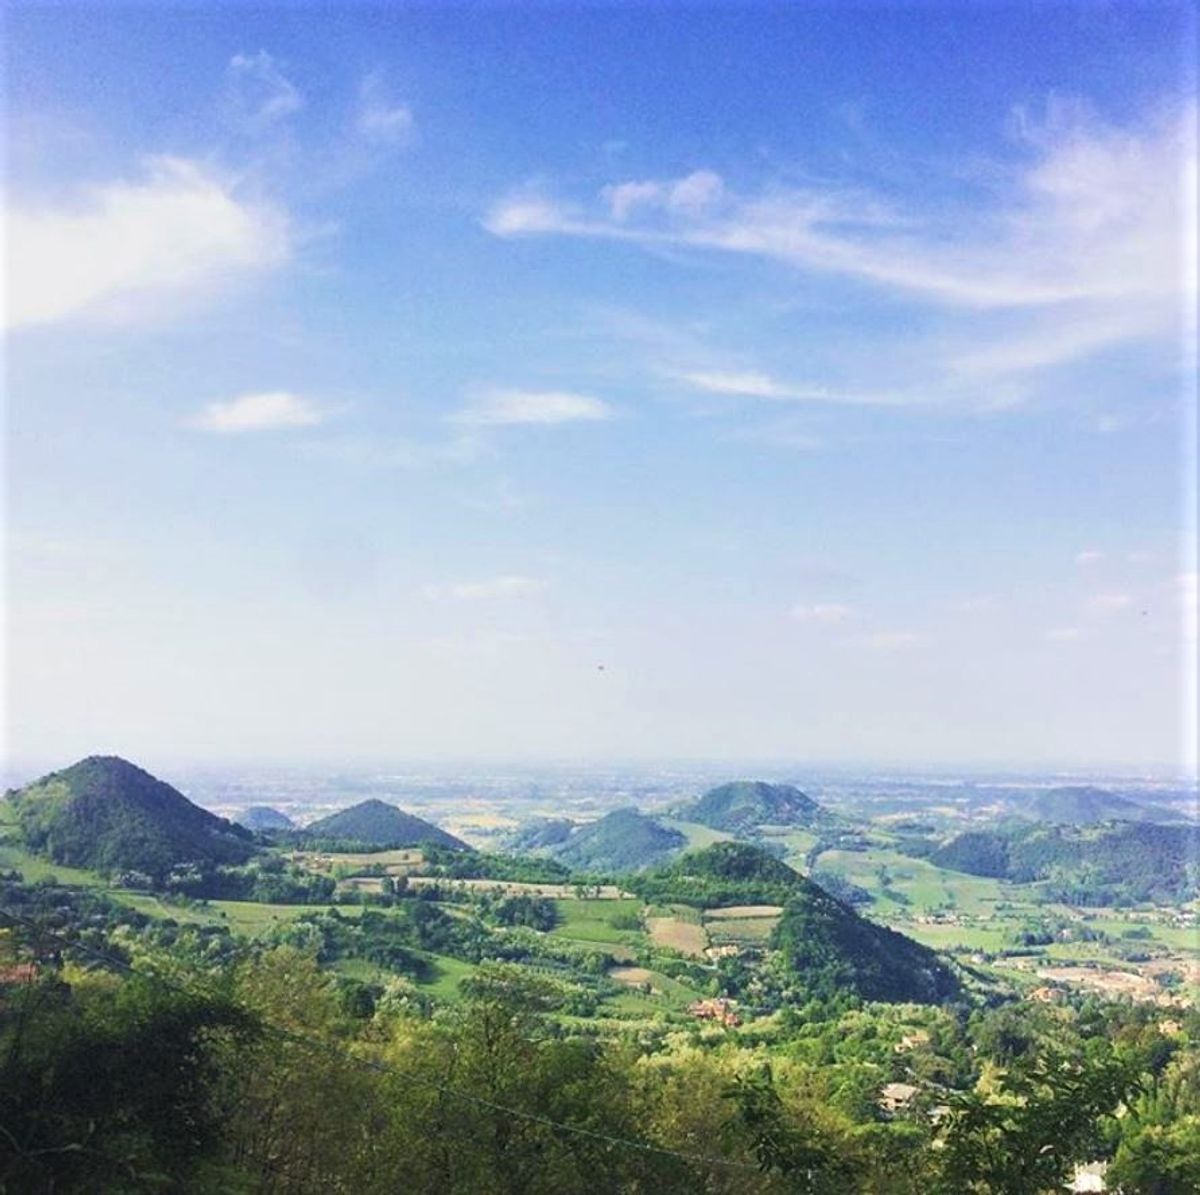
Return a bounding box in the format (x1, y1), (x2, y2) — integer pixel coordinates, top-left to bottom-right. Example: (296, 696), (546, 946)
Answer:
(486, 104), (1195, 392)
(455, 390), (615, 426)
(1046, 626), (1087, 642)
(955, 595), (997, 613)
(5, 157), (291, 330)
(188, 391), (325, 433)
(854, 630), (922, 649)
(792, 603), (852, 623)
(674, 368), (910, 407)
(357, 75), (415, 146)
(226, 51), (303, 129)
(424, 575), (545, 601)
(1075, 550), (1106, 566)
(1087, 592), (1133, 616)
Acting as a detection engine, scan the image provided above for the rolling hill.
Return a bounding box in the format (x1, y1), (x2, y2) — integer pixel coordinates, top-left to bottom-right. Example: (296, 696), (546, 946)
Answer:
(925, 821), (1200, 903)
(505, 817), (576, 852)
(633, 843), (957, 1003)
(554, 808), (685, 872)
(303, 799), (469, 850)
(235, 806), (296, 831)
(678, 781), (824, 833)
(3, 756), (253, 877)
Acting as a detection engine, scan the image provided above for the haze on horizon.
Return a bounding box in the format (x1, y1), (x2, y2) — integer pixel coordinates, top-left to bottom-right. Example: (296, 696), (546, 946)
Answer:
(3, 4), (1197, 774)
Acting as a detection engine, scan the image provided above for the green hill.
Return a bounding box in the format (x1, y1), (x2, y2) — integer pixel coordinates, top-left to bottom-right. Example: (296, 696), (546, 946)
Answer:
(771, 882), (959, 1004)
(235, 806), (295, 831)
(679, 780), (823, 833)
(505, 817), (576, 852)
(926, 821), (1200, 902)
(303, 800), (469, 850)
(3, 756), (253, 877)
(554, 808), (685, 872)
(633, 843), (956, 1003)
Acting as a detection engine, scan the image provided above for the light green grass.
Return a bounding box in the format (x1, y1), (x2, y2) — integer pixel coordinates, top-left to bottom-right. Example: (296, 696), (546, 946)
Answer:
(0, 841), (107, 888)
(416, 952), (477, 1000)
(660, 819), (734, 850)
(549, 898), (642, 945)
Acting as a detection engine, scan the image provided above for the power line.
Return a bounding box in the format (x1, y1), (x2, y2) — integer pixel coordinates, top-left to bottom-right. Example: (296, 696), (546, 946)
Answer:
(0, 905), (761, 1176)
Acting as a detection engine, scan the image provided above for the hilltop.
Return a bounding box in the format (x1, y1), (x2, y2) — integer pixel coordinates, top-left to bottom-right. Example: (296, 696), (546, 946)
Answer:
(678, 780), (824, 834)
(554, 807), (685, 872)
(303, 799), (469, 850)
(235, 806), (295, 832)
(3, 756), (253, 877)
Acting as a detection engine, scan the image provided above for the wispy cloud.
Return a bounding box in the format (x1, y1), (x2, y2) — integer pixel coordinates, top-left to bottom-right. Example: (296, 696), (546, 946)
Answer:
(1075, 550), (1106, 566)
(1086, 592), (1133, 617)
(6, 157), (290, 330)
(792, 602), (852, 623)
(423, 575), (546, 601)
(853, 630), (922, 650)
(188, 391), (326, 433)
(455, 389), (615, 426)
(356, 74), (415, 146)
(487, 103), (1195, 400)
(226, 51), (303, 130)
(674, 368), (914, 408)
(1046, 626), (1087, 642)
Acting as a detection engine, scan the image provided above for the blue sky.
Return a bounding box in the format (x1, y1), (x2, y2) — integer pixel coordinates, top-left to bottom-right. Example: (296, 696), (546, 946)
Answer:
(4, 2), (1197, 771)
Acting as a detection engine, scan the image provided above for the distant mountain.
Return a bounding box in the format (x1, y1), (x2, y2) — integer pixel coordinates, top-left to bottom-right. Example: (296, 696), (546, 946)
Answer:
(3, 756), (253, 877)
(678, 781), (823, 834)
(635, 843), (957, 1004)
(555, 808), (685, 873)
(303, 799), (469, 850)
(235, 806), (295, 832)
(1018, 786), (1187, 825)
(505, 817), (576, 853)
(926, 821), (1200, 903)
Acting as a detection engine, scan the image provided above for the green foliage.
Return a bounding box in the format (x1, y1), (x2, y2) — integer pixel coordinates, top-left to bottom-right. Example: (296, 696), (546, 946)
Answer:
(421, 846), (572, 883)
(0, 972), (256, 1190)
(933, 1051), (1141, 1195)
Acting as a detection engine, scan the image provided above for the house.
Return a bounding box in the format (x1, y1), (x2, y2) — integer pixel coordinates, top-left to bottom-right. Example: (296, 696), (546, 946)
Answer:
(688, 997), (741, 1027)
(879, 1082), (919, 1113)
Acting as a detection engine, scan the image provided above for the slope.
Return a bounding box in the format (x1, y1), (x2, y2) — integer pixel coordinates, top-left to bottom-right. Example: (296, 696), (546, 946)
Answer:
(4, 756), (253, 877)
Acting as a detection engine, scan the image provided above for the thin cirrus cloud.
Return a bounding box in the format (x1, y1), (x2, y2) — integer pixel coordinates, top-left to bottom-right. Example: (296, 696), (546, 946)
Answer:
(5, 157), (291, 330)
(187, 391), (326, 433)
(674, 368), (915, 408)
(356, 74), (415, 145)
(423, 575), (546, 601)
(792, 603), (853, 623)
(486, 104), (1195, 389)
(225, 50), (303, 130)
(454, 389), (615, 426)
(853, 630), (923, 650)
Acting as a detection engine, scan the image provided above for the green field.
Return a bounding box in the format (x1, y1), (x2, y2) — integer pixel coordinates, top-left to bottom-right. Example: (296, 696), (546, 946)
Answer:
(548, 898), (641, 945)
(0, 840), (107, 888)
